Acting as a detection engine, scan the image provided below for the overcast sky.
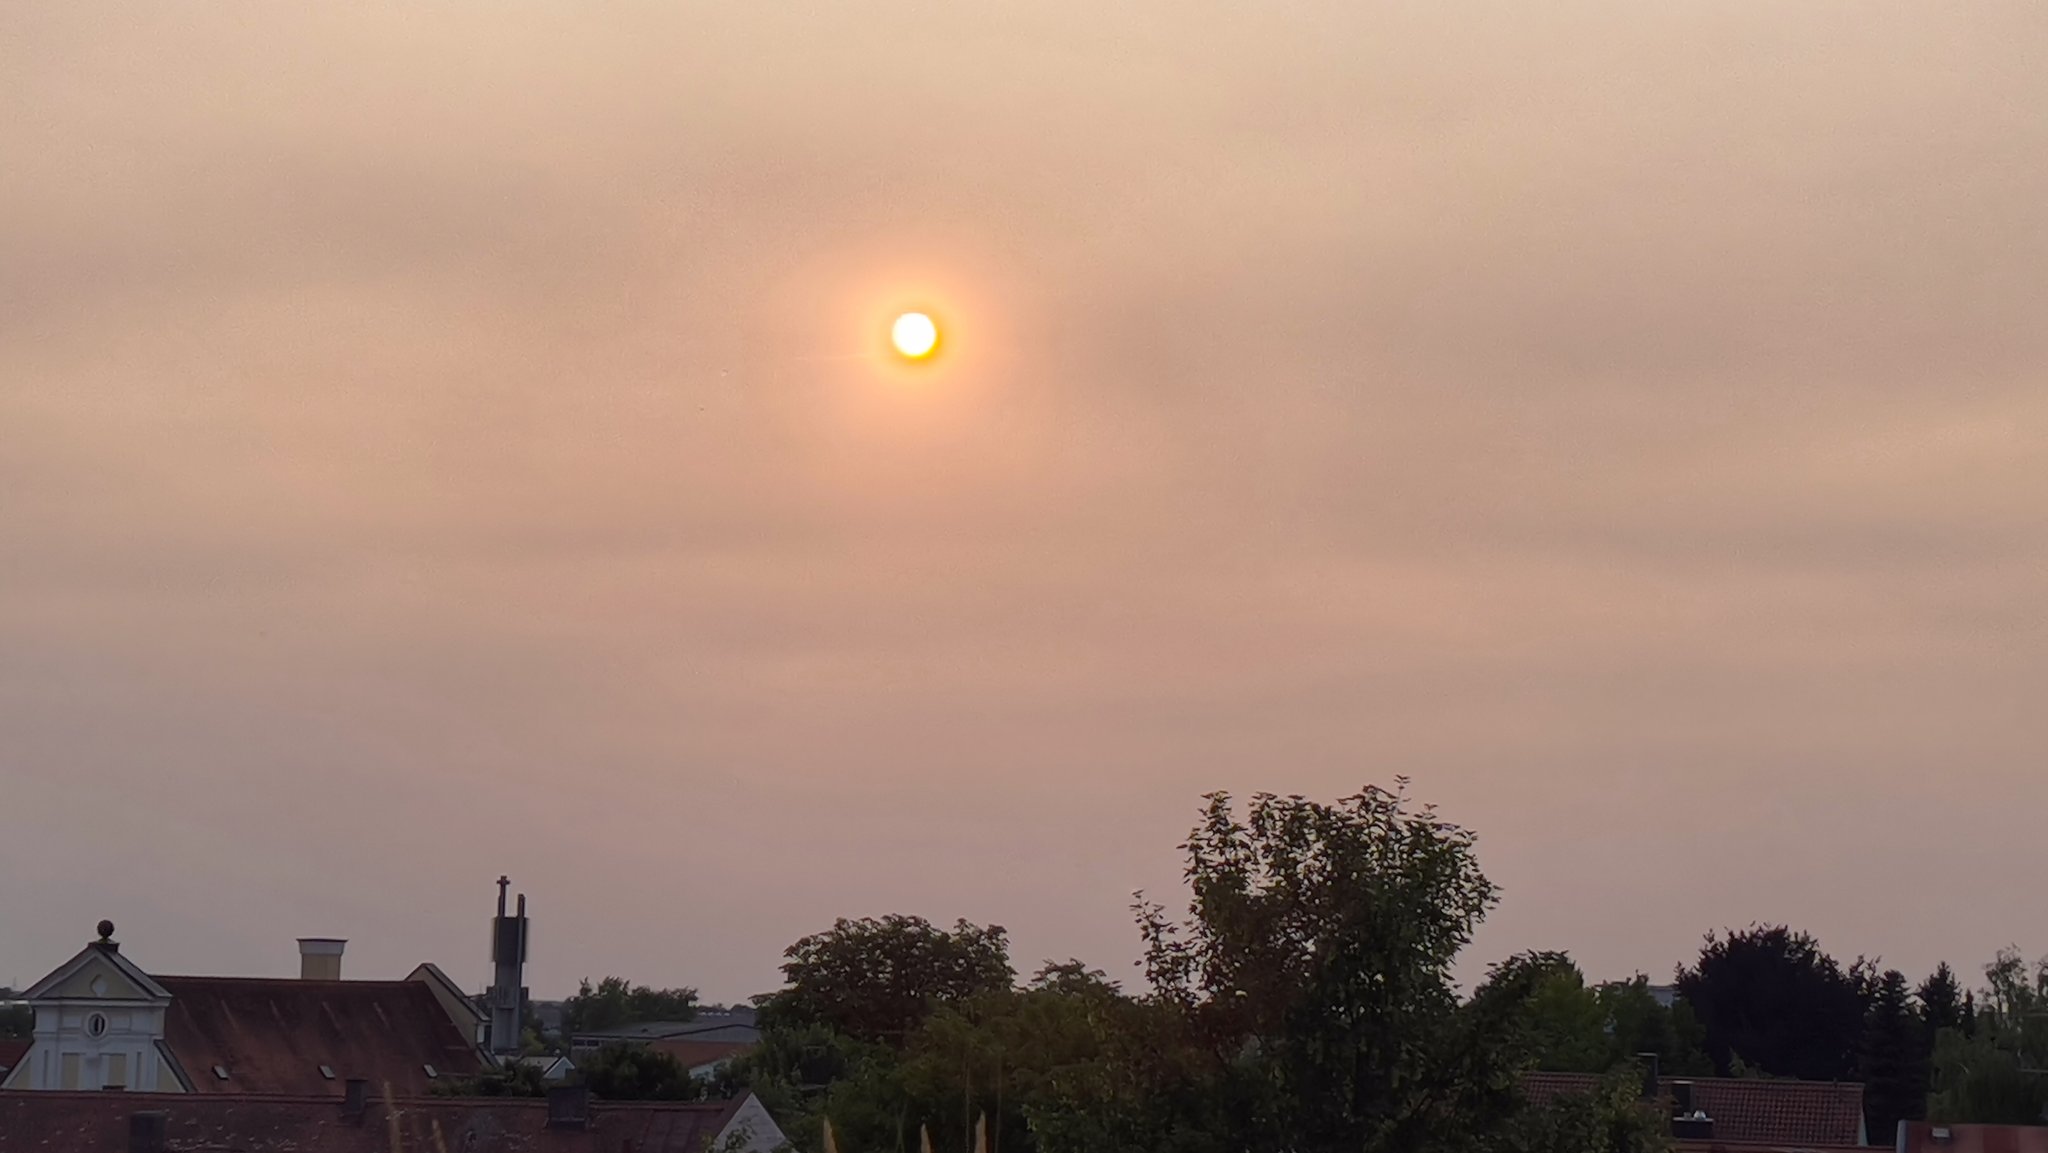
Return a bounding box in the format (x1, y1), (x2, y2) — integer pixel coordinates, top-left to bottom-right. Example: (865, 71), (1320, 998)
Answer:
(3, 2), (2044, 1002)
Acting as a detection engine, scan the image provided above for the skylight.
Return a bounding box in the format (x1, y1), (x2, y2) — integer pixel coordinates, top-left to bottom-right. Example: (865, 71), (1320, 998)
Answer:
(319, 1065), (335, 1080)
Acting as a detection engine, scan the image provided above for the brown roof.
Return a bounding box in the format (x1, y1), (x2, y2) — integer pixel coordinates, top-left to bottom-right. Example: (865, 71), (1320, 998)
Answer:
(1520, 1071), (1866, 1147)
(0, 1090), (752, 1153)
(1898, 1123), (2048, 1153)
(0, 1040), (28, 1073)
(158, 977), (487, 1096)
(1673, 1143), (1869, 1153)
(648, 1039), (755, 1071)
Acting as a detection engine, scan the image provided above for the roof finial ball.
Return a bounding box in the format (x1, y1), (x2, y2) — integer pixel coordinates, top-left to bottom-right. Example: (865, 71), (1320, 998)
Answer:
(97, 919), (115, 942)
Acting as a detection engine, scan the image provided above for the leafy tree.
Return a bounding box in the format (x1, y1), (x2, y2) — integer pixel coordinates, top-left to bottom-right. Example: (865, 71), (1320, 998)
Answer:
(1497, 961), (1711, 1077)
(758, 915), (1014, 1048)
(1134, 784), (1525, 1153)
(1920, 964), (1965, 1035)
(579, 1042), (711, 1101)
(562, 976), (699, 1036)
(1596, 978), (1712, 1077)
(1860, 969), (1929, 1139)
(1929, 948), (2048, 1125)
(1502, 955), (1613, 1073)
(733, 1022), (907, 1153)
(1497, 1066), (1674, 1153)
(1675, 926), (1869, 1080)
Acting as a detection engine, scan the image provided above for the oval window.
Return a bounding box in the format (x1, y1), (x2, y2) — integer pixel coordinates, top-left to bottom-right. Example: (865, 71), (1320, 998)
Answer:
(86, 1012), (109, 1038)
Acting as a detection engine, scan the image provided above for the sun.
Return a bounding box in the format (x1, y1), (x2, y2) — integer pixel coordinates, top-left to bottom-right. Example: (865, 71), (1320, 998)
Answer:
(891, 312), (939, 360)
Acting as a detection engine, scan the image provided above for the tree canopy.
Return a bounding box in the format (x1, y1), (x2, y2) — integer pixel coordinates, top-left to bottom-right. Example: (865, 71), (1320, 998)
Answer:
(1928, 948), (2048, 1125)
(1675, 926), (1870, 1081)
(562, 976), (700, 1036)
(757, 915), (1014, 1047)
(1860, 968), (1929, 1139)
(704, 788), (2038, 1152)
(1133, 785), (1528, 1153)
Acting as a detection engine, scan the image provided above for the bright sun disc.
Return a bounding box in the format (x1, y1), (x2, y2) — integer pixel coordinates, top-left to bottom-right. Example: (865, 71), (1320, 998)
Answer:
(891, 312), (939, 359)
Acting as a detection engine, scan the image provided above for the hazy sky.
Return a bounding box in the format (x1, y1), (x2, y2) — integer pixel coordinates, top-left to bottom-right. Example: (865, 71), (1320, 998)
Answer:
(3, 3), (2044, 1003)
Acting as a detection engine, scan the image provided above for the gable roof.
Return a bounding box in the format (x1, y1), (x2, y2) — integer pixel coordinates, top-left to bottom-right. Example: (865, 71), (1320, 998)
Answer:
(0, 1041), (28, 1075)
(22, 941), (170, 1002)
(0, 1090), (758, 1153)
(576, 1011), (761, 1045)
(158, 977), (487, 1096)
(406, 963), (486, 1030)
(1521, 1071), (1867, 1147)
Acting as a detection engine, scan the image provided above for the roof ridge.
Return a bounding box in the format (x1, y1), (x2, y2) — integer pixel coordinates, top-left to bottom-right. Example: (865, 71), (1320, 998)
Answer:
(156, 976), (416, 987)
(0, 1088), (749, 1108)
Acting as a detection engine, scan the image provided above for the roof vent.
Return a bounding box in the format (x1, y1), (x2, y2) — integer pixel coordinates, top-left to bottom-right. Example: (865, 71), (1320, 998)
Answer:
(1671, 1111), (1714, 1140)
(318, 1065), (335, 1080)
(424, 1064), (438, 1079)
(128, 1111), (167, 1153)
(211, 1065), (229, 1081)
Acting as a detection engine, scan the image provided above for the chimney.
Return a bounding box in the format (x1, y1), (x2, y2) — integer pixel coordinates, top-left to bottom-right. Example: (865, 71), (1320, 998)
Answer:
(1636, 1052), (1661, 1101)
(298, 938), (346, 981)
(128, 1111), (167, 1153)
(342, 1078), (369, 1122)
(1671, 1080), (1694, 1116)
(546, 1083), (589, 1131)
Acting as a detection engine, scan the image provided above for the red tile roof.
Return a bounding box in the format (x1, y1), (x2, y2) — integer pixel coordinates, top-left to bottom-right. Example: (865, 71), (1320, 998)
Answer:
(648, 1040), (755, 1071)
(158, 977), (486, 1096)
(1520, 1071), (1866, 1147)
(1674, 1143), (1869, 1153)
(0, 1040), (28, 1074)
(0, 1090), (753, 1153)
(1898, 1122), (2048, 1153)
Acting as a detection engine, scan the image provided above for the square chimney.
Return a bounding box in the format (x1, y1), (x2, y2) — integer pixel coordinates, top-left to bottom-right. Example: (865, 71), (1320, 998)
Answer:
(297, 938), (346, 981)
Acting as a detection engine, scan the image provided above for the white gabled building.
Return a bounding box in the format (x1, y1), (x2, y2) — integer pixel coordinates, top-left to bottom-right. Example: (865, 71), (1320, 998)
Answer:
(0, 920), (180, 1092)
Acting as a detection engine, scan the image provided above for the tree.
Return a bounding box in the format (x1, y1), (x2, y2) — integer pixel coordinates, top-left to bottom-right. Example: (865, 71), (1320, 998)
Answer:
(1501, 955), (1612, 1073)
(1498, 1066), (1675, 1153)
(1675, 926), (1869, 1080)
(1929, 948), (2048, 1125)
(562, 977), (699, 1037)
(1596, 978), (1712, 1077)
(758, 915), (1014, 1048)
(1134, 784), (1524, 1153)
(579, 1042), (709, 1101)
(728, 1021), (901, 1153)
(1860, 969), (1929, 1139)
(1496, 961), (1712, 1077)
(1920, 965), (1965, 1035)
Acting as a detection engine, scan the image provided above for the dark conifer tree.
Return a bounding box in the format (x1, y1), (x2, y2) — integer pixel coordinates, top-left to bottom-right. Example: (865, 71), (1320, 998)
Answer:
(1861, 969), (1930, 1141)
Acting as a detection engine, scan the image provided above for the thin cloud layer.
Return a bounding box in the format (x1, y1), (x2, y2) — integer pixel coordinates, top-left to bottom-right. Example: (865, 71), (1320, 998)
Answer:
(1, 2), (2043, 997)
